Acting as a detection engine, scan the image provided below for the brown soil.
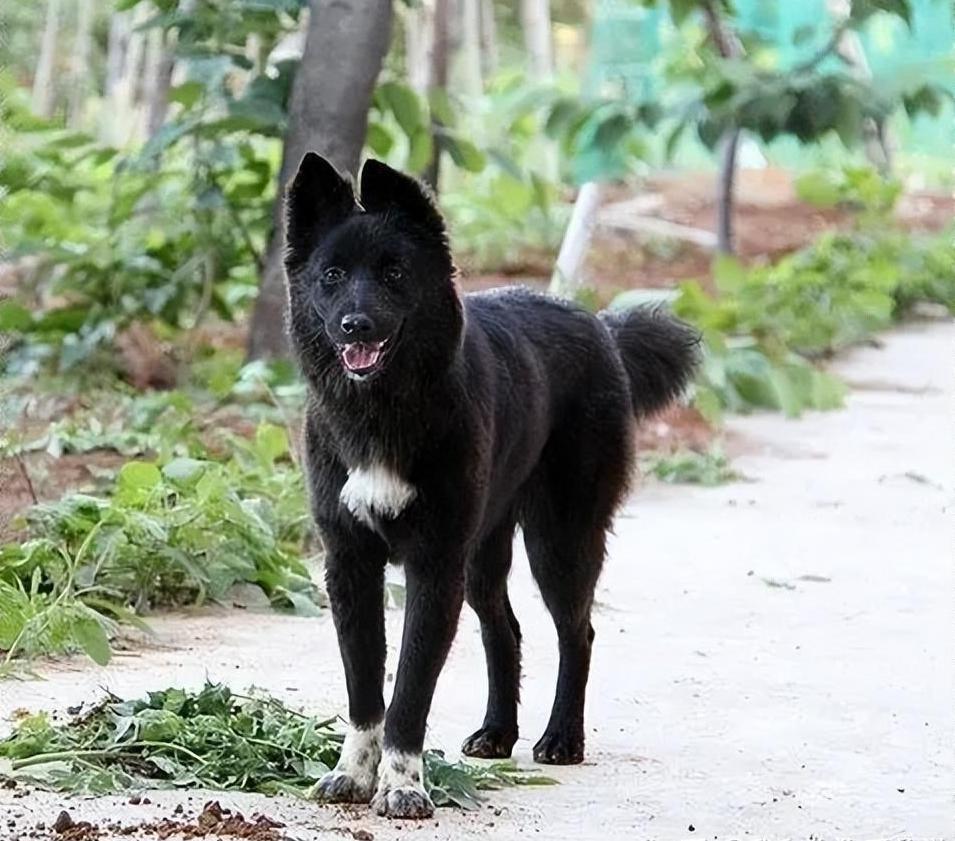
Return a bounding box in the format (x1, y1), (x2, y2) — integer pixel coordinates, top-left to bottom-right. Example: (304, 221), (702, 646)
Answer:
(36, 802), (289, 841)
(0, 450), (127, 543)
(466, 169), (955, 306)
(584, 171), (955, 303)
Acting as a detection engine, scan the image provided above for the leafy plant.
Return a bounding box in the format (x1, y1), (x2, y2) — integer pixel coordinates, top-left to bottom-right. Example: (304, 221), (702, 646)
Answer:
(641, 446), (739, 486)
(0, 575), (116, 669)
(0, 77), (270, 375)
(0, 421), (317, 667)
(0, 682), (556, 807)
(652, 214), (955, 420)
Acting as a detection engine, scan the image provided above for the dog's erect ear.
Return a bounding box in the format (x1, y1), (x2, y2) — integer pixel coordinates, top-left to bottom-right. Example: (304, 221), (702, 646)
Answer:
(359, 159), (445, 237)
(285, 152), (355, 268)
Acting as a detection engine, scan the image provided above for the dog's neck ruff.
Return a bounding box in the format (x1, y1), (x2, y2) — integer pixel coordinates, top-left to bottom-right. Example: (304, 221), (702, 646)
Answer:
(340, 463), (416, 526)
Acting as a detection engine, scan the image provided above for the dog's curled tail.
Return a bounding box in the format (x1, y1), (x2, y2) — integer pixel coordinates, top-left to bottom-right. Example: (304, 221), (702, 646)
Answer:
(599, 305), (701, 420)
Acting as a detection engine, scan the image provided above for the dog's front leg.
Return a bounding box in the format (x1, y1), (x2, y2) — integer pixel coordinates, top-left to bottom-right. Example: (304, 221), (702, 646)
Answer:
(372, 558), (465, 819)
(311, 529), (388, 804)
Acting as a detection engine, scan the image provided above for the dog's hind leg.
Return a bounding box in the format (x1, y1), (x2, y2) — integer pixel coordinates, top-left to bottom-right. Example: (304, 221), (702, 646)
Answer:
(461, 516), (521, 759)
(521, 411), (632, 765)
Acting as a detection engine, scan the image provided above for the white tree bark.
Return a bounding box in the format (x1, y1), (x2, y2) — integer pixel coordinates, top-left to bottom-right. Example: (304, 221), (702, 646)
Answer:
(458, 0), (483, 96)
(479, 0), (498, 79)
(520, 0), (553, 81)
(68, 0), (94, 128)
(104, 5), (149, 145)
(404, 0), (435, 95)
(32, 0), (62, 118)
(551, 182), (601, 296)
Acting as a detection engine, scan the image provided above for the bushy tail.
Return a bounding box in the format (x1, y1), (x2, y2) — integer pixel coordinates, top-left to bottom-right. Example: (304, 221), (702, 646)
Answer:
(599, 305), (701, 420)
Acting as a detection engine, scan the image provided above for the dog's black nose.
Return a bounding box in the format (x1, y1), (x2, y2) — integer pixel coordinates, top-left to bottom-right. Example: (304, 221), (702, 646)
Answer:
(340, 313), (374, 337)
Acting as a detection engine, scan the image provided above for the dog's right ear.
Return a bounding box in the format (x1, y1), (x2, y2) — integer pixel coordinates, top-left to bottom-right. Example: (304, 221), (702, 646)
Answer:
(285, 152), (355, 269)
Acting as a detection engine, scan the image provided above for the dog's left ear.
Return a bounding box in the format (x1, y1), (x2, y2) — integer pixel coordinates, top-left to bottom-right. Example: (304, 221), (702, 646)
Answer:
(359, 159), (445, 237)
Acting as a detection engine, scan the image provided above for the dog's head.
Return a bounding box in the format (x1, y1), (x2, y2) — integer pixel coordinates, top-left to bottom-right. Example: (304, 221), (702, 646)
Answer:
(284, 153), (460, 385)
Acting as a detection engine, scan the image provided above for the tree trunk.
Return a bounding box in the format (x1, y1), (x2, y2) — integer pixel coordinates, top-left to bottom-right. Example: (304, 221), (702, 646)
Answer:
(423, 0), (450, 191)
(458, 0), (483, 97)
(701, 0), (742, 255)
(32, 0), (62, 118)
(247, 0), (394, 360)
(520, 0), (553, 80)
(68, 0), (94, 128)
(715, 129), (740, 255)
(104, 12), (131, 100)
(145, 30), (177, 138)
(405, 0), (435, 95)
(551, 182), (601, 295)
(479, 0), (498, 79)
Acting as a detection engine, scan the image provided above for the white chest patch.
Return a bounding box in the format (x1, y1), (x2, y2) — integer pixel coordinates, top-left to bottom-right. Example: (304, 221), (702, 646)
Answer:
(340, 463), (416, 526)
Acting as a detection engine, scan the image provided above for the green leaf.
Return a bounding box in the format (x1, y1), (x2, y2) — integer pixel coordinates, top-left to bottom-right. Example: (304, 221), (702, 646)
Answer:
(670, 0), (702, 25)
(439, 134), (486, 173)
(712, 254), (746, 293)
(850, 0), (912, 27)
(72, 616), (111, 666)
(427, 88), (457, 127)
(116, 462), (162, 503)
(161, 458), (209, 485)
(0, 300), (32, 332)
(366, 122), (394, 157)
(169, 81), (205, 108)
(407, 127), (434, 173)
(254, 424), (289, 463)
(378, 82), (424, 138)
(795, 171), (843, 208)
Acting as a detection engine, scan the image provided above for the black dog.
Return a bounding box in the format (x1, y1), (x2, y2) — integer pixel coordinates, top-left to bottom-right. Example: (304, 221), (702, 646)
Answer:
(284, 153), (699, 819)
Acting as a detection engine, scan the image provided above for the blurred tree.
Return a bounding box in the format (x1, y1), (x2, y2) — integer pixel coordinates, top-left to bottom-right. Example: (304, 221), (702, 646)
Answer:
(247, 0), (394, 359)
(32, 0), (62, 118)
(559, 0), (950, 254)
(68, 0), (95, 127)
(522, 0), (555, 79)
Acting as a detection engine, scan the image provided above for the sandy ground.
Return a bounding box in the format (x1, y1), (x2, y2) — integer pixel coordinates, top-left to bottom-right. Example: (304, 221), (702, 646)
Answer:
(1, 319), (952, 841)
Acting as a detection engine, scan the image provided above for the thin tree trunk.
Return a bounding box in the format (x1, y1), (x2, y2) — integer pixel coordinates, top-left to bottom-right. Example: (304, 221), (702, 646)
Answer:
(146, 31), (177, 137)
(520, 0), (553, 80)
(247, 0), (394, 360)
(423, 0), (450, 191)
(405, 0), (435, 94)
(458, 0), (483, 97)
(103, 6), (149, 145)
(105, 12), (131, 99)
(479, 0), (498, 79)
(32, 0), (62, 118)
(715, 129), (740, 254)
(68, 0), (94, 128)
(701, 0), (742, 255)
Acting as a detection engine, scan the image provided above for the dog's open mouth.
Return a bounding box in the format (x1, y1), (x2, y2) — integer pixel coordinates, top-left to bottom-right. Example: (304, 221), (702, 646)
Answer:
(338, 338), (391, 376)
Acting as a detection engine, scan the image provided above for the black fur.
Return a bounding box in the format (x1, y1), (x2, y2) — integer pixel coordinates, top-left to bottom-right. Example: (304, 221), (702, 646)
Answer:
(284, 154), (699, 817)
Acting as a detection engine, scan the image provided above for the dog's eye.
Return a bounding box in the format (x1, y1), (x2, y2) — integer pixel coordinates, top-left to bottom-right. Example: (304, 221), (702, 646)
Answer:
(323, 267), (345, 285)
(383, 266), (404, 285)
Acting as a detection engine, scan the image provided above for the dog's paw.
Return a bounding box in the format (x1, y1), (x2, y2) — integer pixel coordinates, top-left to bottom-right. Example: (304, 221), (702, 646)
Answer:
(372, 784), (435, 819)
(308, 770), (375, 804)
(533, 728), (584, 765)
(461, 725), (518, 759)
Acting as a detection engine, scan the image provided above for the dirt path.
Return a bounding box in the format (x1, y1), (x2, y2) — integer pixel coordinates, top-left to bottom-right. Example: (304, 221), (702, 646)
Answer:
(2, 319), (952, 841)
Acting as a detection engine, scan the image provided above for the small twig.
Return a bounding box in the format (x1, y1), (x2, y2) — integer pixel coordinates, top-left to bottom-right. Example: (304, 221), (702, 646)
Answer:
(792, 22), (850, 75)
(13, 452), (38, 504)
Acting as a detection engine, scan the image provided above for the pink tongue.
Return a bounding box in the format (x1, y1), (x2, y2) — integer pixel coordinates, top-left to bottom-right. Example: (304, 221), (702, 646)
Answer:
(342, 342), (383, 371)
